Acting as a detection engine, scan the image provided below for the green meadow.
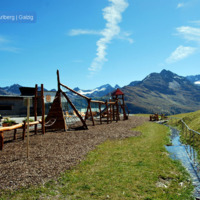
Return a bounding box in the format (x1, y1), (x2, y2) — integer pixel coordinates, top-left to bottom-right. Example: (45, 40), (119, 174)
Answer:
(0, 121), (194, 200)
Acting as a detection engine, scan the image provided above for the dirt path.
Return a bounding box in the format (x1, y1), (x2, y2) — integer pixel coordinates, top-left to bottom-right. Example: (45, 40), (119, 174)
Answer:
(0, 116), (148, 190)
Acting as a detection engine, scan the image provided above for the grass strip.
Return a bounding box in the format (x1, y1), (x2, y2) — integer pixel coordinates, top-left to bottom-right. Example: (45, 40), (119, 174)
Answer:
(0, 122), (194, 200)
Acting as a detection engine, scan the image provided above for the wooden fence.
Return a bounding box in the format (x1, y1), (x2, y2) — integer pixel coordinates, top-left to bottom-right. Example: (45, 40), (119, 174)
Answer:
(169, 117), (200, 166)
(0, 120), (42, 150)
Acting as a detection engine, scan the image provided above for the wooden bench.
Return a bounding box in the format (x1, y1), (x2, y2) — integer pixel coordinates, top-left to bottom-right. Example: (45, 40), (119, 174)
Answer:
(149, 114), (159, 121)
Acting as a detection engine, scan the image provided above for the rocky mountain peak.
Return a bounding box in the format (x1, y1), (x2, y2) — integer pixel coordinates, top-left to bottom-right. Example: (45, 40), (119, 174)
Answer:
(96, 84), (112, 90)
(114, 84), (121, 89)
(73, 87), (80, 91)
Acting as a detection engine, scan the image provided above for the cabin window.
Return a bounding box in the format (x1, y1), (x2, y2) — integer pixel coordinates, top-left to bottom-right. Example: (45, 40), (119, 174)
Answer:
(0, 105), (12, 110)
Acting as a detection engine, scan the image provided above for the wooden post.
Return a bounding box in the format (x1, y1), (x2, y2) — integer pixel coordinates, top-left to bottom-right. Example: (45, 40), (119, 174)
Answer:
(122, 94), (127, 120)
(34, 84), (38, 135)
(109, 102), (112, 122)
(112, 104), (115, 121)
(88, 99), (95, 126)
(106, 101), (109, 124)
(14, 129), (17, 140)
(0, 131), (4, 150)
(23, 121), (26, 140)
(41, 84), (45, 135)
(57, 70), (61, 92)
(84, 105), (89, 121)
(99, 104), (102, 124)
(27, 98), (30, 158)
(116, 99), (119, 122)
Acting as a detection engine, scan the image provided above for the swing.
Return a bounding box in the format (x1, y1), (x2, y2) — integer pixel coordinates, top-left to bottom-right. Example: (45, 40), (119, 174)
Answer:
(44, 118), (57, 127)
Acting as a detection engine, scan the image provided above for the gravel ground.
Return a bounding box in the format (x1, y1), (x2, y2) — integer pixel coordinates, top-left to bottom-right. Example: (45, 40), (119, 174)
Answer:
(0, 116), (148, 191)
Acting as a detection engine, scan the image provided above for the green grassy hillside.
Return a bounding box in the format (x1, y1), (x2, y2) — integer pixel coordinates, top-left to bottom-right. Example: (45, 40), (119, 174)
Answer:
(171, 110), (200, 132)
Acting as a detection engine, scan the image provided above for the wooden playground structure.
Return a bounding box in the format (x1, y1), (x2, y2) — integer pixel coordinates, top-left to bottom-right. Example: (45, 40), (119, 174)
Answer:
(45, 70), (129, 131)
(0, 70), (129, 150)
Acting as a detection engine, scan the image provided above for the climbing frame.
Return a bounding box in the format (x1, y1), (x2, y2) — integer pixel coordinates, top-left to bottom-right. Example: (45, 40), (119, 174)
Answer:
(45, 70), (129, 131)
(45, 91), (67, 131)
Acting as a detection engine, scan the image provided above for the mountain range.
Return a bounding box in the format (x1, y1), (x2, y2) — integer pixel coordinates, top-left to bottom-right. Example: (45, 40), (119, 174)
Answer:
(0, 84), (22, 95)
(1, 70), (200, 114)
(122, 70), (200, 114)
(73, 84), (120, 98)
(0, 83), (121, 97)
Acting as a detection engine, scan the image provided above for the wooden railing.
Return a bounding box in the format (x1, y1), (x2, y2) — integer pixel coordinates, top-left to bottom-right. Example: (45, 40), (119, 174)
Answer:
(0, 120), (41, 150)
(169, 117), (200, 178)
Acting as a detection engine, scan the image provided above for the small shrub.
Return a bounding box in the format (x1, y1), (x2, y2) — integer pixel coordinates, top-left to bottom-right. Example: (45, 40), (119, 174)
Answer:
(23, 118), (34, 122)
(2, 118), (16, 126)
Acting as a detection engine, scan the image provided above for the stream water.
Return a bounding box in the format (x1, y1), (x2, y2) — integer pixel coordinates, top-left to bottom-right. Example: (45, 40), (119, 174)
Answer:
(165, 126), (200, 199)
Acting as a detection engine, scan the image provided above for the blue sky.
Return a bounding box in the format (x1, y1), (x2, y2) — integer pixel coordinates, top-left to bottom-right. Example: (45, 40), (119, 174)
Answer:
(0, 0), (200, 90)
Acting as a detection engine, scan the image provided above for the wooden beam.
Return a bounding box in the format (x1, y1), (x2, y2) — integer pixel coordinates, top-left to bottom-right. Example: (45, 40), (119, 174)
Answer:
(57, 70), (61, 92)
(84, 105), (89, 121)
(34, 84), (38, 135)
(30, 121), (41, 125)
(106, 101), (109, 124)
(0, 123), (23, 132)
(0, 120), (41, 151)
(122, 94), (127, 120)
(41, 84), (45, 134)
(0, 131), (4, 151)
(0, 121), (40, 132)
(107, 102), (116, 105)
(113, 104), (115, 121)
(90, 100), (105, 104)
(110, 104), (112, 122)
(99, 104), (102, 124)
(60, 89), (88, 130)
(60, 83), (90, 100)
(116, 99), (119, 122)
(88, 99), (95, 126)
(26, 97), (30, 158)
(14, 129), (17, 140)
(23, 121), (26, 140)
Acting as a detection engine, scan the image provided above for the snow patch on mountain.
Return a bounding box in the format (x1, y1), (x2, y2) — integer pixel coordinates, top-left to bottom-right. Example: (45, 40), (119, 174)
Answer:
(194, 81), (200, 85)
(78, 87), (106, 95)
(174, 76), (184, 80)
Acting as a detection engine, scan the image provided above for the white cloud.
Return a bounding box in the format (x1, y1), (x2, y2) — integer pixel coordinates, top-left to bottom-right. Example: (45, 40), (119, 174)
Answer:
(0, 46), (20, 53)
(68, 29), (102, 36)
(0, 35), (10, 44)
(88, 0), (129, 73)
(0, 35), (20, 53)
(177, 3), (185, 8)
(117, 31), (134, 43)
(189, 20), (200, 26)
(68, 1), (132, 74)
(166, 45), (196, 63)
(166, 22), (200, 64)
(69, 28), (133, 44)
(176, 26), (200, 43)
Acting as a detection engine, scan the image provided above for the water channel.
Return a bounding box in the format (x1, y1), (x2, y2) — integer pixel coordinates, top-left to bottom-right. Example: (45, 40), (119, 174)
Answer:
(165, 126), (200, 199)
